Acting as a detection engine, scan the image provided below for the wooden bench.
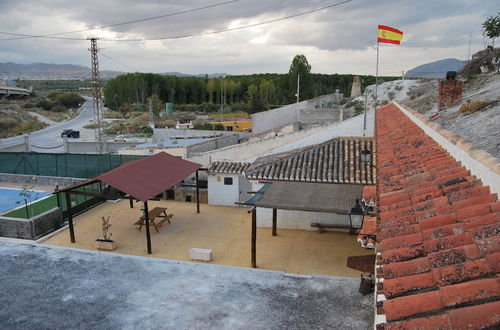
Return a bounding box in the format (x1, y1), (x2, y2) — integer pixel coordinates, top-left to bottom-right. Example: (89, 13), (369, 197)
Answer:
(134, 207), (173, 233)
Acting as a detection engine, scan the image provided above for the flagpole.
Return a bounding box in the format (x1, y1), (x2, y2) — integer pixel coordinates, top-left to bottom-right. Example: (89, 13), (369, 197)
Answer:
(375, 40), (379, 99)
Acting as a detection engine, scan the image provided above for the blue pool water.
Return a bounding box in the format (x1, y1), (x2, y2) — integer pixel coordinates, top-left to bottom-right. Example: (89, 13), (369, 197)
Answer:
(0, 188), (50, 213)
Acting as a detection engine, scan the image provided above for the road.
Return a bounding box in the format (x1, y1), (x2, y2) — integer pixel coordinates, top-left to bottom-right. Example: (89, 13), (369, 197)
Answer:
(0, 96), (96, 153)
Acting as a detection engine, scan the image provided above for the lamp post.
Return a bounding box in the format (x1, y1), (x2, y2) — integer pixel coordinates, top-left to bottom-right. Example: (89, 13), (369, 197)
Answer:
(348, 198), (365, 234)
(360, 149), (372, 163)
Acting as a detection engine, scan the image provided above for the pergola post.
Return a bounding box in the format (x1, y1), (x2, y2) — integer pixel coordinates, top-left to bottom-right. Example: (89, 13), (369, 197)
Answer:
(129, 195), (133, 208)
(272, 208), (277, 236)
(144, 201), (152, 254)
(65, 191), (75, 243)
(251, 208), (257, 268)
(196, 170), (200, 214)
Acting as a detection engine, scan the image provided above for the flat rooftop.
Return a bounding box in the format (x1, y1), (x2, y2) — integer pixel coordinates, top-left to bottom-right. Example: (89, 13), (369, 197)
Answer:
(41, 200), (371, 277)
(0, 240), (373, 329)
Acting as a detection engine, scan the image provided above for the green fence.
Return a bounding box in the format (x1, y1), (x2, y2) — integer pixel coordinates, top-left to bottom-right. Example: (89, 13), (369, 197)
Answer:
(0, 152), (145, 179)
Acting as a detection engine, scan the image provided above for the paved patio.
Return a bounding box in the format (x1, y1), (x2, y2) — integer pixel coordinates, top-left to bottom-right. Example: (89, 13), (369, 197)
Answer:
(42, 199), (372, 277)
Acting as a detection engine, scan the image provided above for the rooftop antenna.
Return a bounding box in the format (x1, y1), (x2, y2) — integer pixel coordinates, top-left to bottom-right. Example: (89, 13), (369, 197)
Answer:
(88, 37), (104, 154)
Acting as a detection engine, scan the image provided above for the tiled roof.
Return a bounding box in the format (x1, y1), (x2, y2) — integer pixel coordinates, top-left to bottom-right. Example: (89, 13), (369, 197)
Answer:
(207, 161), (251, 174)
(244, 137), (376, 184)
(376, 104), (500, 329)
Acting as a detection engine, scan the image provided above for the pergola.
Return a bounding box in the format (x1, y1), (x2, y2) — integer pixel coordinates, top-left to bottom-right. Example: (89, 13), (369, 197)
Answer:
(243, 181), (364, 268)
(56, 152), (202, 254)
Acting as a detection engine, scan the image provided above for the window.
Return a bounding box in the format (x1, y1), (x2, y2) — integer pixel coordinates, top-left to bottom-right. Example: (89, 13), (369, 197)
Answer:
(224, 177), (233, 185)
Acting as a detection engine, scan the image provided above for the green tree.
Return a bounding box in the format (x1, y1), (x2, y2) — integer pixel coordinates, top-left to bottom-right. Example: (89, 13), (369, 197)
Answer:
(288, 54), (314, 102)
(483, 12), (500, 47)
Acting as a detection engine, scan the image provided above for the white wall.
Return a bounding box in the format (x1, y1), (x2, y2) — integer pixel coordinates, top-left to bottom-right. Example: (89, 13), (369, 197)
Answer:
(208, 174), (241, 206)
(251, 101), (306, 134)
(251, 182), (350, 231)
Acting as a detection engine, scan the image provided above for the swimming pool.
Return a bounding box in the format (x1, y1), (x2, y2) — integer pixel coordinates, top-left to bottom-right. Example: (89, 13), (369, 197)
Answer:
(0, 188), (51, 213)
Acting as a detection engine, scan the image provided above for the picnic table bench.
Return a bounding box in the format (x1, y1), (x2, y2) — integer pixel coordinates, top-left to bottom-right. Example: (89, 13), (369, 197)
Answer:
(134, 207), (173, 233)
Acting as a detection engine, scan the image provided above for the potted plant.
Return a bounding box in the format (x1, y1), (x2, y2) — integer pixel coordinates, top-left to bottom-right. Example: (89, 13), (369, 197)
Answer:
(95, 216), (115, 250)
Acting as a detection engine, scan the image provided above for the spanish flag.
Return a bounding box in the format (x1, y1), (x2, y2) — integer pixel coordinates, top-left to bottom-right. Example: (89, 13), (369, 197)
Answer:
(378, 25), (403, 44)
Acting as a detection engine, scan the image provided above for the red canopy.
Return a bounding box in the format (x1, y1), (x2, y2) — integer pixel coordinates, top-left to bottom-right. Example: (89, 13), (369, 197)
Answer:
(96, 152), (201, 201)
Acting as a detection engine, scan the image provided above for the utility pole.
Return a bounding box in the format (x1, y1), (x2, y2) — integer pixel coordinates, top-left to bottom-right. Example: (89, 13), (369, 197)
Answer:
(220, 76), (225, 122)
(296, 74), (300, 103)
(148, 99), (154, 129)
(88, 37), (104, 154)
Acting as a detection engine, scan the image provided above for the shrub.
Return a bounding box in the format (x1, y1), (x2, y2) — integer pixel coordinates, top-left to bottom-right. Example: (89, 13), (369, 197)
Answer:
(459, 100), (491, 114)
(51, 105), (66, 113)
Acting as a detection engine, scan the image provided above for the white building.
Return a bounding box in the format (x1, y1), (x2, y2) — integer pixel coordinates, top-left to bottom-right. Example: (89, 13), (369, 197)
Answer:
(207, 161), (252, 207)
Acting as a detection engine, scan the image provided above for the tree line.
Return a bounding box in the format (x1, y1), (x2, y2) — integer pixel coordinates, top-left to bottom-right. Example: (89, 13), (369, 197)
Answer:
(103, 55), (397, 114)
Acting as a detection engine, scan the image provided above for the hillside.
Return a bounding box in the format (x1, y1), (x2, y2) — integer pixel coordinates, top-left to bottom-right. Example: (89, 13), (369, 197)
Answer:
(343, 71), (499, 159)
(405, 58), (464, 78)
(0, 62), (124, 80)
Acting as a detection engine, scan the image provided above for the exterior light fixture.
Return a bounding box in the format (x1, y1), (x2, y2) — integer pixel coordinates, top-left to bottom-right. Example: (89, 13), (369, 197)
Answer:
(360, 149), (371, 163)
(349, 198), (366, 233)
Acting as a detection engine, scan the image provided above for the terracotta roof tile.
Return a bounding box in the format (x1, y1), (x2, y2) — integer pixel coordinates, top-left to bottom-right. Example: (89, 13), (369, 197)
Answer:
(376, 104), (500, 328)
(383, 272), (435, 298)
(383, 257), (431, 279)
(439, 278), (500, 307)
(431, 259), (492, 286)
(381, 314), (452, 330)
(446, 300), (500, 329)
(384, 290), (443, 321)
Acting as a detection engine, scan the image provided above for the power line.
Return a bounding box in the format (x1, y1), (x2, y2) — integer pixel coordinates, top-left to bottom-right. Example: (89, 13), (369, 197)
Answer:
(0, 0), (353, 42)
(100, 52), (139, 72)
(0, 0), (241, 41)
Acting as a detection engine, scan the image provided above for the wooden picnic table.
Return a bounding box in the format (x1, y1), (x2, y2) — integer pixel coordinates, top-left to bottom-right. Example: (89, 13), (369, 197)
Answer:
(134, 207), (173, 233)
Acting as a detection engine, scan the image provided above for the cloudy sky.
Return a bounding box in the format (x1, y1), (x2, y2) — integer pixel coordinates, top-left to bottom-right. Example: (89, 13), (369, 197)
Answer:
(0, 0), (497, 75)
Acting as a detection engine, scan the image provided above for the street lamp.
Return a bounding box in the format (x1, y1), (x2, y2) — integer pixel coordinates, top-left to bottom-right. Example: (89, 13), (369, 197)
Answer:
(348, 198), (365, 234)
(360, 149), (372, 163)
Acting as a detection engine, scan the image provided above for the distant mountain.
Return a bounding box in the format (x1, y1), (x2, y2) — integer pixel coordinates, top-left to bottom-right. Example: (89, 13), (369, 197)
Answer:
(0, 62), (124, 80)
(406, 58), (465, 78)
(0, 62), (229, 80)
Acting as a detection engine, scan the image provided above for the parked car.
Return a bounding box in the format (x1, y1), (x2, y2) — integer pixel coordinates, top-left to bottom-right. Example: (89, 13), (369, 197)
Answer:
(61, 129), (80, 138)
(114, 135), (127, 142)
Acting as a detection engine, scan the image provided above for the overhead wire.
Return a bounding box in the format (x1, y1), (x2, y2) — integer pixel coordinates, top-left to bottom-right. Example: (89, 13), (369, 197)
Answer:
(100, 52), (139, 72)
(0, 0), (353, 42)
(0, 0), (241, 41)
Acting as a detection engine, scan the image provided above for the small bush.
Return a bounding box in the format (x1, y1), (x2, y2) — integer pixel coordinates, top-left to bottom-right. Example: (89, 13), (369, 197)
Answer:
(459, 100), (491, 114)
(51, 105), (66, 113)
(354, 104), (364, 115)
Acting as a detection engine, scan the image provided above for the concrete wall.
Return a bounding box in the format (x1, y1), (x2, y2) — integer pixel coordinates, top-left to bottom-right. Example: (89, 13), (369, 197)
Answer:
(251, 93), (343, 134)
(186, 134), (239, 156)
(65, 141), (138, 154)
(0, 207), (62, 240)
(188, 123), (334, 167)
(299, 108), (340, 126)
(395, 102), (500, 195)
(0, 173), (86, 187)
(118, 147), (187, 158)
(251, 101), (306, 134)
